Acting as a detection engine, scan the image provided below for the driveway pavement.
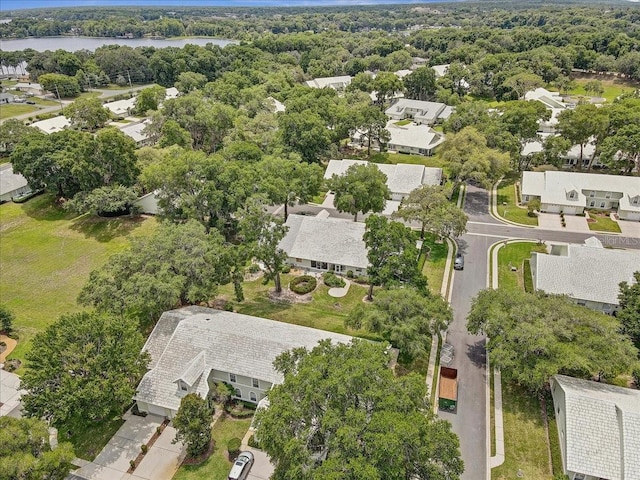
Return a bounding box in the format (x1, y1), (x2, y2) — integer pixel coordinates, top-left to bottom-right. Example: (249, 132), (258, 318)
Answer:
(617, 218), (640, 237)
(246, 447), (275, 480)
(73, 411), (185, 480)
(537, 212), (590, 232)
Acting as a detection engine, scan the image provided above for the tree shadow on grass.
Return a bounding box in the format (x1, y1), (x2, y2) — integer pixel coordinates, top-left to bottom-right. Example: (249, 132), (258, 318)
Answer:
(69, 214), (147, 243)
(19, 193), (74, 222)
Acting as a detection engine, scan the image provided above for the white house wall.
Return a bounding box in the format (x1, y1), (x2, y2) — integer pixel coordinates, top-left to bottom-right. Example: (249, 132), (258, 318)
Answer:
(551, 380), (569, 475)
(619, 210), (640, 221)
(286, 257), (366, 277)
(209, 369), (272, 404)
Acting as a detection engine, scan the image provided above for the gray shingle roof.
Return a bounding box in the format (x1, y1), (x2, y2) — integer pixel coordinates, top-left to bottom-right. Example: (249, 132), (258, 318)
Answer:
(384, 99), (448, 124)
(134, 307), (353, 412)
(531, 239), (640, 305)
(279, 215), (369, 269)
(324, 159), (442, 197)
(0, 164), (28, 196)
(552, 375), (640, 480)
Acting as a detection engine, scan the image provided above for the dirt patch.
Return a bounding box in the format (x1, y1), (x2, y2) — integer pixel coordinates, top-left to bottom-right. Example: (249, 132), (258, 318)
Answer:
(268, 288), (312, 304)
(0, 335), (17, 363)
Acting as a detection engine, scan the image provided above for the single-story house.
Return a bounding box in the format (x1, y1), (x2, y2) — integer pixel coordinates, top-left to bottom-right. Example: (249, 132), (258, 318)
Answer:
(431, 64), (449, 78)
(103, 97), (137, 117)
(0, 92), (15, 104)
(411, 57), (428, 69)
(521, 170), (640, 220)
(524, 87), (568, 133)
(521, 133), (600, 168)
(0, 164), (31, 203)
(279, 214), (369, 275)
(529, 237), (640, 314)
(305, 75), (352, 90)
(384, 98), (452, 125)
(165, 87), (179, 100)
(550, 374), (640, 480)
(350, 120), (445, 157)
(134, 306), (353, 418)
(13, 82), (44, 95)
(324, 159), (442, 202)
(394, 69), (413, 79)
(134, 190), (161, 215)
(268, 96), (286, 113)
(118, 120), (152, 147)
(30, 115), (71, 134)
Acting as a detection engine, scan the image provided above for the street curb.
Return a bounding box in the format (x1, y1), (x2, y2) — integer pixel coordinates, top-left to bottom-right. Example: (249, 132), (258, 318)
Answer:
(490, 177), (536, 228)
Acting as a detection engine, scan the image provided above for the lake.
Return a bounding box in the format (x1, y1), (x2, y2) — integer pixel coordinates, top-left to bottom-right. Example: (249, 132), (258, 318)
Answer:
(0, 36), (237, 52)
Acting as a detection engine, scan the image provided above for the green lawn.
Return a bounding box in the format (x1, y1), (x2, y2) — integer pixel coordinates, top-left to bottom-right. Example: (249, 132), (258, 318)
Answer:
(60, 416), (126, 461)
(217, 274), (375, 337)
(587, 213), (622, 233)
(174, 416), (252, 480)
(0, 195), (157, 372)
(493, 242), (554, 480)
(31, 97), (60, 106)
(420, 234), (449, 297)
(77, 91), (101, 99)
(497, 241), (546, 291)
(0, 103), (38, 119)
(567, 76), (639, 103)
(496, 176), (538, 226)
(491, 383), (552, 480)
(394, 119), (412, 126)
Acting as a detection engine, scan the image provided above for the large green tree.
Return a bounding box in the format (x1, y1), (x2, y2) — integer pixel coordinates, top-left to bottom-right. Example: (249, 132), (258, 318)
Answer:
(327, 163), (390, 221)
(173, 393), (213, 458)
(403, 66), (437, 101)
(467, 289), (638, 392)
(38, 73), (80, 98)
(259, 156), (323, 221)
(346, 288), (452, 362)
(394, 184), (467, 239)
(79, 220), (230, 324)
(0, 119), (36, 153)
(255, 340), (463, 480)
(0, 417), (75, 480)
(64, 97), (111, 132)
(364, 215), (426, 301)
(557, 104), (608, 169)
(21, 312), (148, 427)
(135, 85), (166, 115)
(0, 304), (14, 333)
(279, 110), (332, 163)
(618, 271), (640, 351)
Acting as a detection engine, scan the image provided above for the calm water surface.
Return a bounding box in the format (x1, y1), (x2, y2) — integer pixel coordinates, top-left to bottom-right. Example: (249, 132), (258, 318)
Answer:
(0, 36), (237, 52)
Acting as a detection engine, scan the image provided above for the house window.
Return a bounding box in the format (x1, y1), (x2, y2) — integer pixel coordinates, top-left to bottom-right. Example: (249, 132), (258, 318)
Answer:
(334, 265), (343, 273)
(633, 197), (639, 206)
(234, 388), (241, 398)
(589, 191), (595, 198)
(229, 373), (237, 383)
(605, 192), (611, 199)
(252, 378), (259, 388)
(569, 191), (576, 199)
(312, 261), (327, 270)
(250, 392), (257, 402)
(589, 200), (595, 207)
(577, 302), (586, 306)
(295, 258), (302, 262)
(180, 382), (188, 392)
(600, 202), (606, 208)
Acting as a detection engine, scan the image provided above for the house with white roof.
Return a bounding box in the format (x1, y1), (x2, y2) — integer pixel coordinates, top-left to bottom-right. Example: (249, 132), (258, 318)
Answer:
(103, 97), (137, 117)
(118, 120), (151, 147)
(324, 159), (442, 202)
(551, 374), (640, 480)
(529, 237), (640, 313)
(350, 120), (445, 157)
(279, 214), (369, 276)
(521, 133), (601, 168)
(431, 64), (449, 78)
(30, 115), (71, 134)
(384, 99), (452, 126)
(305, 75), (352, 91)
(0, 164), (31, 203)
(521, 170), (640, 220)
(134, 306), (353, 418)
(524, 87), (569, 133)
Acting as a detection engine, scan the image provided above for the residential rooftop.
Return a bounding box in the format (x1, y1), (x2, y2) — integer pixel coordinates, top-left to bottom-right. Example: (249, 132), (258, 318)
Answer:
(0, 164), (28, 197)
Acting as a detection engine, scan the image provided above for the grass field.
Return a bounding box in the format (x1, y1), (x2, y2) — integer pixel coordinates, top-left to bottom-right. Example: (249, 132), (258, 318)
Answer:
(420, 234), (449, 297)
(77, 91), (101, 99)
(497, 241), (546, 291)
(61, 416), (126, 461)
(0, 103), (38, 119)
(0, 194), (157, 371)
(587, 212), (622, 233)
(496, 176), (538, 226)
(568, 76), (639, 103)
(31, 97), (60, 107)
(174, 416), (252, 480)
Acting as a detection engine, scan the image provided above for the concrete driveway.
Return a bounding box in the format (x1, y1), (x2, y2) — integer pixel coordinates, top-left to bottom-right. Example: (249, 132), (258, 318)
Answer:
(73, 411), (185, 480)
(246, 447), (275, 480)
(617, 218), (640, 238)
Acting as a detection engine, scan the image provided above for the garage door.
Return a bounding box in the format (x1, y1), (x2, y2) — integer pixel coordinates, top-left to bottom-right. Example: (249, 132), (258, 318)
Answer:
(543, 204), (560, 213)
(563, 207), (578, 215)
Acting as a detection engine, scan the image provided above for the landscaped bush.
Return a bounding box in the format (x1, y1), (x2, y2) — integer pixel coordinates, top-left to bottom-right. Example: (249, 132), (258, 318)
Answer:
(247, 434), (260, 449)
(224, 401), (257, 418)
(247, 263), (261, 274)
(290, 275), (317, 294)
(282, 264), (291, 274)
(346, 270), (354, 278)
(227, 437), (241, 458)
(323, 272), (346, 288)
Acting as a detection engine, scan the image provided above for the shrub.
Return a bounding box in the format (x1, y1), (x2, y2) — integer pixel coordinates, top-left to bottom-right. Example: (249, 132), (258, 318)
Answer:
(247, 434), (260, 449)
(130, 460), (136, 470)
(282, 264), (291, 274)
(0, 305), (15, 334)
(346, 270), (354, 278)
(247, 263), (260, 274)
(227, 437), (241, 458)
(632, 366), (640, 389)
(290, 275), (317, 294)
(323, 272), (346, 288)
(141, 444), (148, 454)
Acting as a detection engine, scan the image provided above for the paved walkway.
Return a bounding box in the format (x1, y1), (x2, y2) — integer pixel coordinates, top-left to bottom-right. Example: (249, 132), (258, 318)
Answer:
(327, 278), (351, 298)
(72, 410), (185, 480)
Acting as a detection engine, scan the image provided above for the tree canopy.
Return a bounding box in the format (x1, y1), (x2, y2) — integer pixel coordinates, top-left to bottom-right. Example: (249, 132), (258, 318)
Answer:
(21, 311), (148, 428)
(327, 163), (390, 222)
(0, 416), (75, 480)
(618, 271), (640, 351)
(255, 340), (463, 480)
(173, 393), (213, 458)
(346, 288), (452, 362)
(64, 97), (111, 132)
(467, 289), (638, 392)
